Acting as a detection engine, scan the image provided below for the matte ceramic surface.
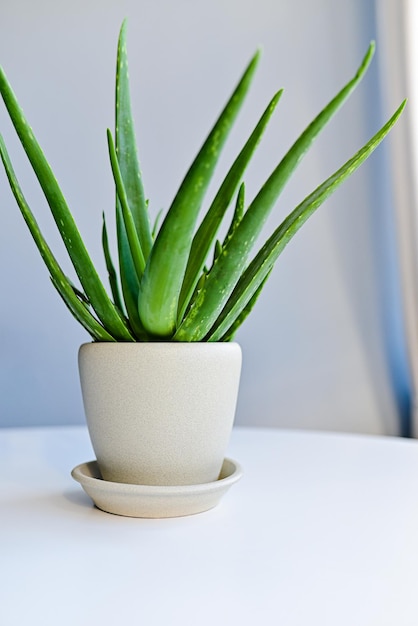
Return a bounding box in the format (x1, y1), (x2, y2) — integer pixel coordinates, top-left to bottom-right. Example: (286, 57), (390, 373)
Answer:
(78, 343), (242, 486)
(71, 458), (242, 518)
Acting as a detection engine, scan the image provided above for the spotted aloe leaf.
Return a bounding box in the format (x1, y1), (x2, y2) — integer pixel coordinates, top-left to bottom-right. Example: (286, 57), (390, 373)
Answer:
(0, 136), (116, 341)
(137, 50), (261, 338)
(115, 20), (151, 338)
(107, 128), (146, 279)
(0, 66), (134, 341)
(174, 42), (379, 341)
(176, 89), (283, 324)
(218, 271), (271, 342)
(0, 23), (405, 344)
(206, 99), (406, 341)
(102, 213), (124, 315)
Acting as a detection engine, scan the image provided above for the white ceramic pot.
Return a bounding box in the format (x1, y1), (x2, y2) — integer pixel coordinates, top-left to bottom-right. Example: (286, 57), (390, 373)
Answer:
(78, 342), (242, 487)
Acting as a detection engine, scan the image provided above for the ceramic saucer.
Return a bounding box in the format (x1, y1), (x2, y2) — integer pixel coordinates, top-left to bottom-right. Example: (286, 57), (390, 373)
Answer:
(71, 458), (242, 518)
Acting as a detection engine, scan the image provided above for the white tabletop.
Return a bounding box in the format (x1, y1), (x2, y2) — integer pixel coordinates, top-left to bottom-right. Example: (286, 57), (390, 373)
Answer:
(1, 425), (418, 626)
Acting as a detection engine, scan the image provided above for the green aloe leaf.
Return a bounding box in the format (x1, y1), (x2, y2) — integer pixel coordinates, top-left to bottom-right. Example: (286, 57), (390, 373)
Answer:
(223, 181), (246, 246)
(218, 271), (271, 342)
(138, 50), (261, 338)
(68, 279), (89, 304)
(115, 20), (152, 339)
(177, 89), (282, 324)
(205, 99), (407, 342)
(0, 66), (134, 341)
(115, 19), (152, 259)
(0, 136), (116, 342)
(108, 129), (149, 338)
(174, 42), (377, 342)
(107, 129), (146, 279)
(102, 212), (124, 314)
(152, 209), (163, 239)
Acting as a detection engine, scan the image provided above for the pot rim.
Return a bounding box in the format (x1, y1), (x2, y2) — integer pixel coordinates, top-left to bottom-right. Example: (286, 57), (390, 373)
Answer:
(79, 341), (241, 349)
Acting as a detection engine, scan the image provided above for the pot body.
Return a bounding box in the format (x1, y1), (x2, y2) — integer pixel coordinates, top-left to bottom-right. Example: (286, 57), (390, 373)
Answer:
(78, 342), (242, 486)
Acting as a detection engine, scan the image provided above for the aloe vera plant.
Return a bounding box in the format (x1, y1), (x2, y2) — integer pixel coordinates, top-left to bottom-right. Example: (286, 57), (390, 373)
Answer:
(0, 22), (405, 342)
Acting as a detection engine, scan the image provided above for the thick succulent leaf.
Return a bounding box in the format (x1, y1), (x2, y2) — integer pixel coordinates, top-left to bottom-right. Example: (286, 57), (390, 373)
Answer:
(174, 42), (378, 342)
(205, 100), (407, 342)
(223, 182), (246, 246)
(217, 271), (271, 342)
(115, 20), (152, 259)
(50, 276), (114, 342)
(212, 240), (223, 265)
(114, 201), (146, 338)
(0, 66), (134, 341)
(108, 127), (150, 338)
(102, 213), (124, 314)
(181, 269), (207, 321)
(138, 51), (261, 338)
(108, 129), (150, 338)
(118, 256), (148, 340)
(108, 129), (146, 278)
(177, 89), (282, 324)
(0, 136), (116, 342)
(68, 279), (89, 304)
(152, 208), (163, 239)
(115, 20), (152, 334)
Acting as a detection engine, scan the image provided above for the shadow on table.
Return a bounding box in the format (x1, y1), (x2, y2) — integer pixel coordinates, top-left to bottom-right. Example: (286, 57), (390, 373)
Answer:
(63, 488), (92, 509)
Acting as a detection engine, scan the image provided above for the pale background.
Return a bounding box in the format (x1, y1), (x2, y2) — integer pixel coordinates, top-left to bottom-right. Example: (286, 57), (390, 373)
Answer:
(0, 0), (410, 434)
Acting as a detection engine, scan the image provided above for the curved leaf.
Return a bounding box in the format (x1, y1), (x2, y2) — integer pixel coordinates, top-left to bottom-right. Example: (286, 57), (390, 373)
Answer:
(0, 66), (134, 341)
(138, 50), (261, 337)
(206, 100), (407, 341)
(177, 89), (282, 323)
(102, 213), (124, 314)
(0, 136), (116, 342)
(107, 129), (146, 279)
(175, 42), (377, 341)
(115, 20), (152, 339)
(115, 19), (152, 259)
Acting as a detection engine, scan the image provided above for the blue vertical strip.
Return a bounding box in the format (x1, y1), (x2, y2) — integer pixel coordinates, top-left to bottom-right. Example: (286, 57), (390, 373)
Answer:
(363, 1), (413, 436)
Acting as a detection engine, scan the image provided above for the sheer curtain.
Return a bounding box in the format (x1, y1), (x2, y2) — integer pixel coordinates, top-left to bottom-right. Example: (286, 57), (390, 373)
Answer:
(377, 0), (418, 436)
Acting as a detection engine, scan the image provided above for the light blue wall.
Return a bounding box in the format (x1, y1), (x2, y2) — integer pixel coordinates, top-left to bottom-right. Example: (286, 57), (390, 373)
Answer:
(0, 0), (410, 433)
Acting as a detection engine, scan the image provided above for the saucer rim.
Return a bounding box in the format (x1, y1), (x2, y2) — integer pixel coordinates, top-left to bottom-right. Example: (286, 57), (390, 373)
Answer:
(71, 457), (242, 495)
